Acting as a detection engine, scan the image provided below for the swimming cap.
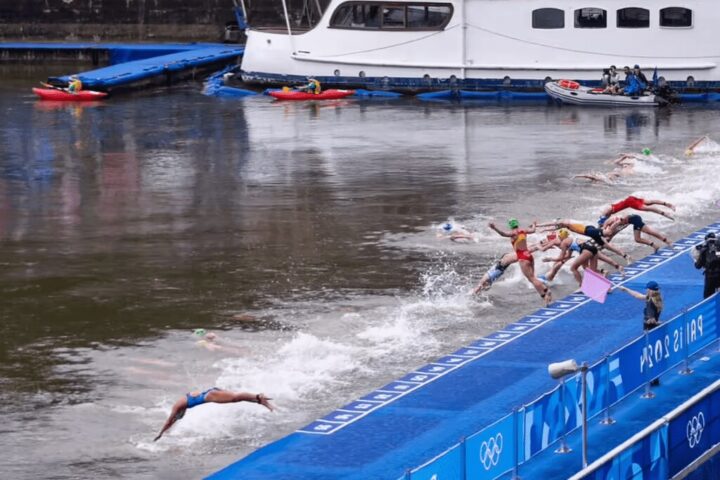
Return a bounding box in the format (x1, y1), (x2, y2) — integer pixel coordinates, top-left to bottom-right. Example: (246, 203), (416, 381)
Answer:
(193, 328), (206, 336)
(442, 222), (453, 231)
(508, 218), (519, 229)
(642, 147), (652, 155)
(646, 281), (660, 291)
(558, 228), (569, 240)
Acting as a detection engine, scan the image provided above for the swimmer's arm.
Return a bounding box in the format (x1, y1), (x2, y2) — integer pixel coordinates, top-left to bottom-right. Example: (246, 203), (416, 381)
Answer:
(603, 241), (629, 260)
(525, 222), (538, 234)
(488, 222), (511, 237)
(154, 400), (185, 441)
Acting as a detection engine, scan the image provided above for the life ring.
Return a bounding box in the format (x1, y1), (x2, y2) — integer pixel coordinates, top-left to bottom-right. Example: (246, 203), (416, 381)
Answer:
(558, 79), (580, 90)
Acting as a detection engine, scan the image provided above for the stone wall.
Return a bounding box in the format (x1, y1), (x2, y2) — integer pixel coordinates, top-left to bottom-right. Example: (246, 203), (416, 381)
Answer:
(0, 0), (238, 42)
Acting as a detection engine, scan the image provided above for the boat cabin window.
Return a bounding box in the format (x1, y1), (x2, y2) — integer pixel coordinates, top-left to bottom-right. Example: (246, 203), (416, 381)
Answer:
(532, 8), (564, 29)
(330, 2), (453, 30)
(617, 7), (649, 28)
(660, 7), (692, 27)
(574, 8), (607, 28)
(244, 0), (332, 31)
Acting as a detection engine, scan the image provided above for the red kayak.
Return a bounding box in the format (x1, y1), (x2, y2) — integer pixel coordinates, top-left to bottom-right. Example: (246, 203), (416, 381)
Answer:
(269, 89), (355, 101)
(32, 88), (108, 101)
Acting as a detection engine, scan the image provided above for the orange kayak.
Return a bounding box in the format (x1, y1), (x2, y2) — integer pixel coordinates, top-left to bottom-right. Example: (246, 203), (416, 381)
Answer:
(269, 89), (355, 101)
(32, 88), (108, 101)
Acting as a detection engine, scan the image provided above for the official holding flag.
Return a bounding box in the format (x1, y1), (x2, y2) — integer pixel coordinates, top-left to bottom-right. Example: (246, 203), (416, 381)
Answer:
(615, 281), (663, 332)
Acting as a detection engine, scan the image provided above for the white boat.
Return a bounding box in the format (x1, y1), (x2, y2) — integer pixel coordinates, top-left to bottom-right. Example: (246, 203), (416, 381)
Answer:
(544, 79), (662, 106)
(237, 0), (720, 93)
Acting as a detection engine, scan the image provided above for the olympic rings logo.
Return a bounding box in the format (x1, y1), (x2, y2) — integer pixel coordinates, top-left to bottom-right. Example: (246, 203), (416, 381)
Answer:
(687, 412), (705, 448)
(479, 433), (504, 470)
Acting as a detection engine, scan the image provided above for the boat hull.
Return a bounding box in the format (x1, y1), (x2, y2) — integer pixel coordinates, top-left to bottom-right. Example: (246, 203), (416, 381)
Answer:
(32, 88), (108, 101)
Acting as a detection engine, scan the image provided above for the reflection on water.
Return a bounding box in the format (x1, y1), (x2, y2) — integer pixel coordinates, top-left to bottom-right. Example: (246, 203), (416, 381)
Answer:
(2, 65), (720, 479)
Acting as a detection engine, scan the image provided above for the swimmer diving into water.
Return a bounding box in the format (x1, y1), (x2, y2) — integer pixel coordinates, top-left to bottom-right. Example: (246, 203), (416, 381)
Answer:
(539, 228), (623, 283)
(597, 195), (675, 225)
(488, 219), (553, 305)
(154, 388), (274, 441)
(537, 219), (630, 265)
(603, 214), (673, 252)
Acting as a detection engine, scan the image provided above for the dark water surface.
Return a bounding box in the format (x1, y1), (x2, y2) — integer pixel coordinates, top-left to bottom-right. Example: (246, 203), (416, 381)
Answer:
(2, 65), (719, 479)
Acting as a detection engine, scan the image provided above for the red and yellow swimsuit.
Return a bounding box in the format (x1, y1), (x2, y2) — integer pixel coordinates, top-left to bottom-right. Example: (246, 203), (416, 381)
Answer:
(511, 230), (533, 262)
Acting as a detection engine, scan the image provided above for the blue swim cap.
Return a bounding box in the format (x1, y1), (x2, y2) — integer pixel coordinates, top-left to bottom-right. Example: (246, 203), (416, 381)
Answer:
(646, 281), (659, 291)
(442, 222), (453, 231)
(598, 215), (608, 226)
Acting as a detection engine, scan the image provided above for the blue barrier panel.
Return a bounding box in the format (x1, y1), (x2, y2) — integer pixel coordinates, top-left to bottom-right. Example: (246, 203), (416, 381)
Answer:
(410, 443), (463, 480)
(686, 295), (718, 357)
(667, 391), (719, 476)
(465, 413), (515, 480)
(586, 427), (668, 480)
(522, 385), (566, 461)
(566, 359), (610, 426)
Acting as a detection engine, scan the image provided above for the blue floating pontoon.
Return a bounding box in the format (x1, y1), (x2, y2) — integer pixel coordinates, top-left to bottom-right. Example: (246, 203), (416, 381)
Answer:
(0, 42), (245, 90)
(208, 221), (720, 480)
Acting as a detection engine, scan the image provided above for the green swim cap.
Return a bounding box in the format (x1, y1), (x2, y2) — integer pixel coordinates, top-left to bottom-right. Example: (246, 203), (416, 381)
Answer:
(193, 328), (206, 337)
(508, 218), (519, 229)
(642, 147), (652, 155)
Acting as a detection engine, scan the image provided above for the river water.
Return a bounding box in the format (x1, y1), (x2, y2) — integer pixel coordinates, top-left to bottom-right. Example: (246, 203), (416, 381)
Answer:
(1, 64), (719, 479)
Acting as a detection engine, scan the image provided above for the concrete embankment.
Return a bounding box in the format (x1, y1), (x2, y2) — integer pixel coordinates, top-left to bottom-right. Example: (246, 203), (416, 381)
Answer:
(0, 0), (236, 42)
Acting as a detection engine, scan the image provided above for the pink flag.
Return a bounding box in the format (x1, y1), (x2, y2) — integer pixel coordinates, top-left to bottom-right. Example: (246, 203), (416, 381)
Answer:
(581, 269), (613, 303)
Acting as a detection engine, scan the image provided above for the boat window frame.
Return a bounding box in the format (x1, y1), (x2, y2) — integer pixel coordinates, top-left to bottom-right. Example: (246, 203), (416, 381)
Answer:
(574, 7), (608, 29)
(328, 1), (454, 31)
(659, 6), (693, 28)
(616, 7), (650, 28)
(531, 8), (565, 29)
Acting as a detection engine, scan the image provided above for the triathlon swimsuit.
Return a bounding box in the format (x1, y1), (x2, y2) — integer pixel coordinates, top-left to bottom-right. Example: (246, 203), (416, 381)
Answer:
(627, 214), (645, 231)
(611, 195), (645, 213)
(487, 261), (507, 284)
(580, 240), (599, 256)
(186, 387), (220, 409)
(511, 230), (533, 262)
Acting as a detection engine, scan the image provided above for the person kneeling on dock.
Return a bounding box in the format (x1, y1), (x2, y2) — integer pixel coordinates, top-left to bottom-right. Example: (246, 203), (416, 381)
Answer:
(154, 388), (274, 441)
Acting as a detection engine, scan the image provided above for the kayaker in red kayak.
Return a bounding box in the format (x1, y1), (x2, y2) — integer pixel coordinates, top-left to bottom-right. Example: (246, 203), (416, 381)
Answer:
(68, 75), (83, 94)
(297, 78), (321, 95)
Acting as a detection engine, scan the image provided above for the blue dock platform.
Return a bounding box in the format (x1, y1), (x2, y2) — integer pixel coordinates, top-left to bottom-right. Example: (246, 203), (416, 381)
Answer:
(208, 221), (720, 480)
(1, 42), (243, 91)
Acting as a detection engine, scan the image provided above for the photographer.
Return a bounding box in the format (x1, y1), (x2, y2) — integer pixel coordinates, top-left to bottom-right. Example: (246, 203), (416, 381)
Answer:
(694, 232), (720, 298)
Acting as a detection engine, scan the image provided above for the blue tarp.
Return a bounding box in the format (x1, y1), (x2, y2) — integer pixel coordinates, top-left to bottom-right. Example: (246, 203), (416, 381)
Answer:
(207, 223), (720, 479)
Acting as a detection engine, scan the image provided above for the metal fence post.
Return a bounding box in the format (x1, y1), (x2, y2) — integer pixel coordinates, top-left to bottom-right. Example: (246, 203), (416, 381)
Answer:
(679, 307), (693, 375)
(512, 407), (521, 480)
(404, 469), (411, 480)
(556, 378), (572, 453)
(460, 436), (467, 480)
(600, 355), (616, 425)
(641, 330), (655, 399)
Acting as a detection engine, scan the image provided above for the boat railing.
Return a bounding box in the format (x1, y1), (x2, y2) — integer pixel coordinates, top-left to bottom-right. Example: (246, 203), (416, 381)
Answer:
(399, 292), (720, 480)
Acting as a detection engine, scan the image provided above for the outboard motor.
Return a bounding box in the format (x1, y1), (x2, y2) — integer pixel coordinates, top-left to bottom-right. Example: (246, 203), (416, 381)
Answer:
(655, 84), (680, 105)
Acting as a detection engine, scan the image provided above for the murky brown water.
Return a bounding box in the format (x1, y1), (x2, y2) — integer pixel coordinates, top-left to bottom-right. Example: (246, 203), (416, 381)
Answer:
(2, 64), (720, 479)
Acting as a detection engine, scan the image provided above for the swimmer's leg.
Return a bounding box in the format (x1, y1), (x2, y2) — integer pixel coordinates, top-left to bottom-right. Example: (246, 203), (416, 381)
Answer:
(641, 225), (672, 247)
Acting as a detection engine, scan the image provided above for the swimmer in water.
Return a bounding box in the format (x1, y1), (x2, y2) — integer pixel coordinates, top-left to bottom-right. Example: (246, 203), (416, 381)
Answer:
(573, 162), (634, 185)
(685, 135), (710, 156)
(603, 214), (673, 252)
(154, 388), (274, 441)
(437, 221), (476, 242)
(488, 218), (552, 305)
(597, 195), (675, 225)
(471, 252), (516, 294)
(538, 219), (630, 265)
